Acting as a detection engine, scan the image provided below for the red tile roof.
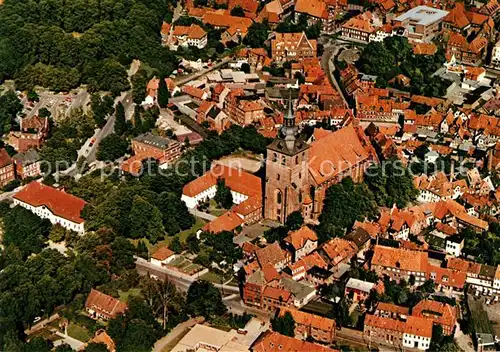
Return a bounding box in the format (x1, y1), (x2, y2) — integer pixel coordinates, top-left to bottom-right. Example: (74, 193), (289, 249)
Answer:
(202, 211), (243, 234)
(0, 148), (12, 168)
(284, 226), (318, 250)
(256, 242), (288, 268)
(365, 314), (405, 333)
(308, 125), (374, 185)
(294, 0), (328, 18)
(280, 308), (335, 332)
(412, 299), (457, 329)
(253, 331), (336, 352)
(85, 289), (127, 318)
(14, 181), (87, 224)
(152, 246), (175, 260)
(183, 164), (262, 198)
(371, 245), (428, 272)
(404, 316), (433, 338)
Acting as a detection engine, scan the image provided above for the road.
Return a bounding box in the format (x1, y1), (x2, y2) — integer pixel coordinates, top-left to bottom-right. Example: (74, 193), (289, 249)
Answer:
(153, 316), (205, 352)
(54, 331), (85, 350)
(320, 42), (350, 109)
(188, 208), (216, 221)
(175, 57), (232, 87)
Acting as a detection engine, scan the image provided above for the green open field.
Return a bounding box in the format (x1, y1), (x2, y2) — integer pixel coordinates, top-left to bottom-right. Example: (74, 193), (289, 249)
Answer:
(468, 297), (494, 334)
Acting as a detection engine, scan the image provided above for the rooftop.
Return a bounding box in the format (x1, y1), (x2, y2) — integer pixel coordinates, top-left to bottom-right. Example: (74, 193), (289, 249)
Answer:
(395, 5), (449, 26)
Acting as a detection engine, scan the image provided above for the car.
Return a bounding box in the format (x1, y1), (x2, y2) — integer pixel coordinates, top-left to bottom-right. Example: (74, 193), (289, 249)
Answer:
(33, 317), (41, 323)
(487, 299), (491, 305)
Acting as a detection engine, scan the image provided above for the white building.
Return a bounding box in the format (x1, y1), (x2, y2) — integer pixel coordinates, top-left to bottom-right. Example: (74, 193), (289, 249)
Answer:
(402, 316), (432, 350)
(445, 236), (464, 257)
(150, 246), (177, 267)
(13, 181), (87, 233)
(491, 40), (500, 68)
(172, 24), (208, 50)
(181, 164), (261, 209)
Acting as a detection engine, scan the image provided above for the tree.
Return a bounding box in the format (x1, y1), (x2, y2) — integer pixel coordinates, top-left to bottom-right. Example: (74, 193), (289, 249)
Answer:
(243, 22), (269, 48)
(241, 63), (251, 74)
(230, 5), (245, 17)
(214, 178), (233, 209)
(38, 107), (51, 118)
(54, 344), (74, 352)
(317, 177), (378, 242)
(186, 233), (200, 253)
(3, 206), (51, 257)
(169, 237), (183, 253)
(49, 224), (68, 243)
(285, 211), (303, 231)
(140, 277), (183, 330)
(271, 312), (295, 337)
(186, 280), (227, 318)
(129, 195), (165, 243)
(157, 76), (170, 108)
(27, 90), (39, 102)
(96, 133), (128, 161)
(24, 337), (52, 352)
(107, 297), (161, 352)
(114, 102), (127, 136)
(83, 343), (108, 352)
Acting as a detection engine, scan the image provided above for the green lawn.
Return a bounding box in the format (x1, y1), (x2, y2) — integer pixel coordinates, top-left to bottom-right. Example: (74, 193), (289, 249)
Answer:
(208, 199), (227, 217)
(118, 288), (141, 302)
(67, 323), (92, 342)
(201, 271), (224, 284)
(177, 217), (206, 243)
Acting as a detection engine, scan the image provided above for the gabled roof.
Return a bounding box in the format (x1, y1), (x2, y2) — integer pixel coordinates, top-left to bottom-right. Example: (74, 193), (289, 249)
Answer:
(284, 226), (318, 250)
(371, 245), (428, 272)
(202, 211), (243, 234)
(279, 308), (335, 331)
(152, 246), (175, 260)
(256, 242), (287, 267)
(294, 0), (328, 19)
(404, 316), (433, 338)
(253, 331), (336, 352)
(0, 148), (12, 168)
(85, 289), (127, 317)
(412, 299), (457, 328)
(308, 125), (374, 185)
(14, 181), (87, 224)
(365, 314), (405, 333)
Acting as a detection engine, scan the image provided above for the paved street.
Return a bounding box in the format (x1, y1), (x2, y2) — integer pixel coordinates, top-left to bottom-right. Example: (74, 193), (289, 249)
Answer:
(175, 57), (232, 87)
(320, 42), (350, 108)
(153, 317), (205, 352)
(188, 208), (216, 221)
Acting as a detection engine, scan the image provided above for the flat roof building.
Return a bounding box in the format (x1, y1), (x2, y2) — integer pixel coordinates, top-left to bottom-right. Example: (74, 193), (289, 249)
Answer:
(394, 6), (449, 42)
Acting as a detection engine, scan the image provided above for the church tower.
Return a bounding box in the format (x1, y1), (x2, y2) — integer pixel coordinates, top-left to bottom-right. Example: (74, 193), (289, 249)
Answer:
(264, 91), (310, 224)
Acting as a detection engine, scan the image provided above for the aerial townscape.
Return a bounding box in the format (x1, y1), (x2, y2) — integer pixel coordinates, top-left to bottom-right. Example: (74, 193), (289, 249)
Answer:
(3, 0), (500, 351)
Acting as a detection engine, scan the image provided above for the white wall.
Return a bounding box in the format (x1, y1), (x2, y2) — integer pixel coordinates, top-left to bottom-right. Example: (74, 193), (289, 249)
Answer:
(403, 334), (430, 350)
(13, 199), (85, 233)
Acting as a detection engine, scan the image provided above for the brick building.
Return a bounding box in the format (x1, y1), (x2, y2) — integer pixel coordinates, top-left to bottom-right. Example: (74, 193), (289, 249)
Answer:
(271, 32), (317, 62)
(412, 299), (457, 336)
(0, 148), (15, 187)
(121, 133), (183, 175)
(12, 149), (41, 179)
(264, 95), (377, 224)
(370, 245), (428, 285)
(283, 226), (318, 261)
(279, 308), (336, 343)
(8, 116), (49, 152)
(85, 289), (127, 320)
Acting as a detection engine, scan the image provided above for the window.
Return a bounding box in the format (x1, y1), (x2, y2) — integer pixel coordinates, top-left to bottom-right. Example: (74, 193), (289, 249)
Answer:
(277, 174), (280, 181)
(295, 156), (299, 164)
(277, 192), (282, 204)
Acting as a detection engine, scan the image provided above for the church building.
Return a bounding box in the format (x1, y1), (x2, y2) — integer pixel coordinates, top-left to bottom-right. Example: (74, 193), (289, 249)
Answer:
(264, 93), (378, 224)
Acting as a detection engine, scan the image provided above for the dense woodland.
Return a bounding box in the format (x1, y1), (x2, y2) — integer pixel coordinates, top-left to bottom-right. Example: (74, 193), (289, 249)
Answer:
(0, 0), (178, 92)
(357, 36), (450, 97)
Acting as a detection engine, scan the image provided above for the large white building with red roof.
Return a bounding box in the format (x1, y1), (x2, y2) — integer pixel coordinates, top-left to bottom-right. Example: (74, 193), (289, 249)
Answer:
(13, 181), (87, 233)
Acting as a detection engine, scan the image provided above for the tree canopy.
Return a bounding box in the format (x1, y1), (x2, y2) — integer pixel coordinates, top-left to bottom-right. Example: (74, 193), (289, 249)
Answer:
(317, 177), (379, 242)
(0, 0), (178, 92)
(96, 133), (129, 161)
(356, 36), (449, 97)
(271, 312), (295, 337)
(186, 280), (227, 319)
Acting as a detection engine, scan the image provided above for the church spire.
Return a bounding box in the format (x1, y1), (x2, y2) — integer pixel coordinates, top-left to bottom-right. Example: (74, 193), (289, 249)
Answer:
(282, 89), (297, 152)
